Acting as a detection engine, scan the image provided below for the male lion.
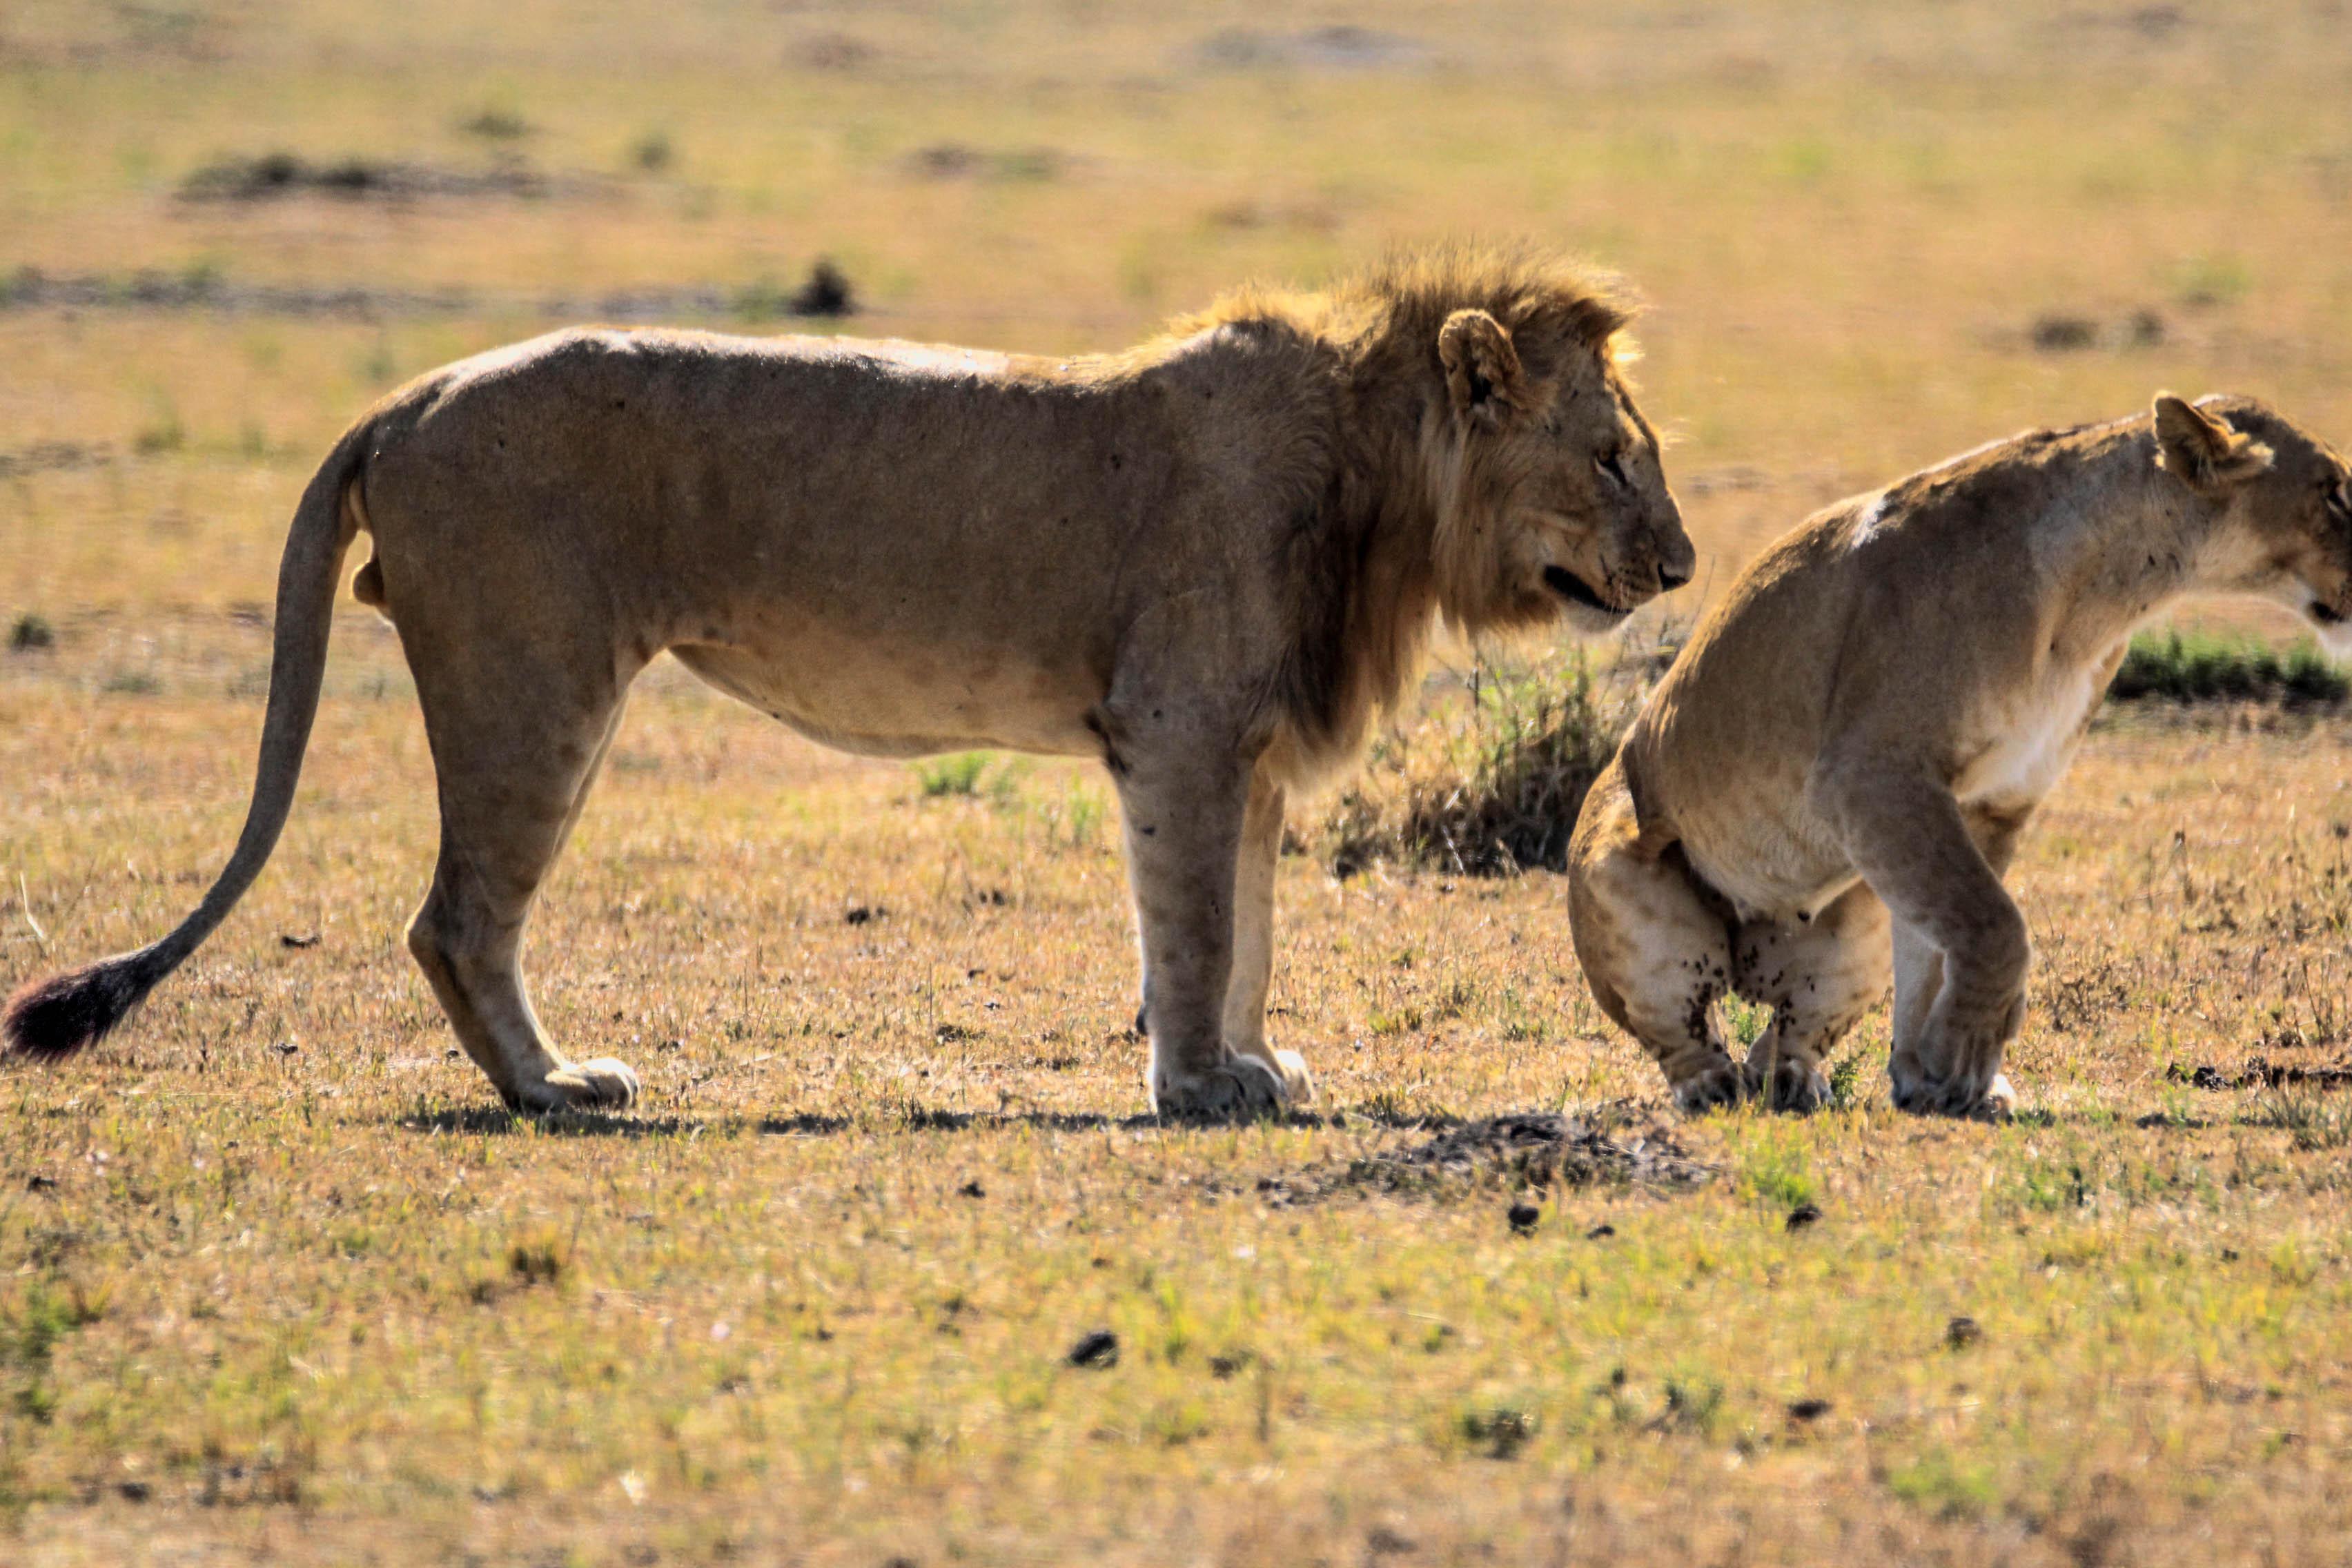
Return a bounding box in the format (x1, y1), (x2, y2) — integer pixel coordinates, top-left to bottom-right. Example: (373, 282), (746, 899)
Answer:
(7, 247), (1692, 1119)
(1569, 393), (2352, 1119)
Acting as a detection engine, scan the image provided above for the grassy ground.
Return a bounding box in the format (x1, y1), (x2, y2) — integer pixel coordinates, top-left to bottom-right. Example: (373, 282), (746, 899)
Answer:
(5, 1), (2352, 1562)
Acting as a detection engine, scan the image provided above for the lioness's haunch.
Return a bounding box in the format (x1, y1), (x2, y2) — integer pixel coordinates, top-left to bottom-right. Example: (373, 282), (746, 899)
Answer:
(6, 247), (1693, 1117)
(1569, 394), (2352, 1119)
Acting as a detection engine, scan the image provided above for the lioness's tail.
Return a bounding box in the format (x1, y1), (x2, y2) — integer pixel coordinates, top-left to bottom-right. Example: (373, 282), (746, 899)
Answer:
(4, 418), (375, 1059)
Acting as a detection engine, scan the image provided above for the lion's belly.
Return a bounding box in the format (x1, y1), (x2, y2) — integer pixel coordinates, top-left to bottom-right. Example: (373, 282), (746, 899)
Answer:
(669, 638), (1101, 759)
(1680, 819), (1857, 926)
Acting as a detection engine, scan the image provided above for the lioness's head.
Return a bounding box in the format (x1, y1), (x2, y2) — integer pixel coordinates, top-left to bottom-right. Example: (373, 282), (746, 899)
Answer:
(2155, 393), (2352, 652)
(1427, 292), (1694, 635)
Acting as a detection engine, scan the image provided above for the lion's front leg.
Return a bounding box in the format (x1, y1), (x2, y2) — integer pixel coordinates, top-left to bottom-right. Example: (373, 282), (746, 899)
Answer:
(1221, 767), (1312, 1104)
(1113, 737), (1296, 1121)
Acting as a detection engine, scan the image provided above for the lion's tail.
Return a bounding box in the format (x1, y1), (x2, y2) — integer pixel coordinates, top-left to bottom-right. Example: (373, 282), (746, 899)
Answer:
(5, 417), (375, 1060)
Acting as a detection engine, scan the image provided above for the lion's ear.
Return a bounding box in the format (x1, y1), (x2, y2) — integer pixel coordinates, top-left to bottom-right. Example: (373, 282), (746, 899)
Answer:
(2154, 393), (2273, 496)
(1438, 309), (1527, 429)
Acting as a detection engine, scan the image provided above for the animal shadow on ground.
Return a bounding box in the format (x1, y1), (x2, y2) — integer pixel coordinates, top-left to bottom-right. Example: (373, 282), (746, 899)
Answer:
(393, 1104), (1360, 1139)
(389, 1095), (1586, 1141)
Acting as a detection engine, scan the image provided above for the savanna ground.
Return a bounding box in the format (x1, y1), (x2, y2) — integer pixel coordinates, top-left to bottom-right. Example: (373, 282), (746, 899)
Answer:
(4, 1), (2352, 1562)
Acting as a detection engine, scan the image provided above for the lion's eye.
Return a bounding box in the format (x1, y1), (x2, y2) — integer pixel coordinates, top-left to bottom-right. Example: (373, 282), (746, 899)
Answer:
(2331, 480), (2352, 522)
(1595, 449), (1630, 489)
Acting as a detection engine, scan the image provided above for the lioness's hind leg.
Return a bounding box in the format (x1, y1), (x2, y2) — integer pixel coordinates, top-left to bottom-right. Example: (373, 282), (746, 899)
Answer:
(1567, 763), (1742, 1113)
(1731, 883), (1890, 1112)
(404, 648), (641, 1114)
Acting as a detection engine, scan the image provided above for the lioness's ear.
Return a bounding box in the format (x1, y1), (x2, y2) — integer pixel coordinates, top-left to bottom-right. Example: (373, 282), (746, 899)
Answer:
(2154, 392), (2274, 496)
(1438, 309), (1526, 429)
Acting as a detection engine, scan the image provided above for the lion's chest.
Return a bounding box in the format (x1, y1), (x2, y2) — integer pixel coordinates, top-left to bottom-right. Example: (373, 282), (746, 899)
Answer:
(1954, 665), (2104, 812)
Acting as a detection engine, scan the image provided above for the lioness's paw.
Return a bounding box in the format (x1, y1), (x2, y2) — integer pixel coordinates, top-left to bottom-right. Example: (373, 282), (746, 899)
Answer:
(1977, 1073), (2019, 1121)
(1153, 1055), (1291, 1121)
(1752, 1057), (1832, 1114)
(525, 1057), (641, 1113)
(1890, 1072), (2013, 1122)
(1669, 1057), (1747, 1116)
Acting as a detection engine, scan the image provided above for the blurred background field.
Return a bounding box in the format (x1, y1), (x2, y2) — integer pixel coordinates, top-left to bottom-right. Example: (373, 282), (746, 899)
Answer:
(5, 3), (2352, 1565)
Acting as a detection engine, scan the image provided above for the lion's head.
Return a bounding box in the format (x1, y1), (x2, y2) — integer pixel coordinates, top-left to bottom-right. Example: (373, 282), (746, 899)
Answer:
(1348, 252), (1694, 637)
(1432, 307), (1690, 633)
(2155, 393), (2352, 655)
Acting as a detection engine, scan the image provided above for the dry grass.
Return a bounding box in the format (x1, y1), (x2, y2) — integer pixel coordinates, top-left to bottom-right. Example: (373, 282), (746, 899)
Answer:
(6, 1), (2352, 1562)
(1317, 633), (1669, 878)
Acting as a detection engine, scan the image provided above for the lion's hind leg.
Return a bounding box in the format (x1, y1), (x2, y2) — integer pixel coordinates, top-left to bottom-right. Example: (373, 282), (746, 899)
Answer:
(402, 636), (644, 1114)
(1567, 762), (1743, 1113)
(1729, 883), (1890, 1113)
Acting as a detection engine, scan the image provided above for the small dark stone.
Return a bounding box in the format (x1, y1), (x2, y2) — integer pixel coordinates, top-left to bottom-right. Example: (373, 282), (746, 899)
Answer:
(843, 903), (885, 925)
(1507, 1202), (1542, 1234)
(279, 932), (320, 949)
(1787, 1398), (1832, 1422)
(2030, 314), (2098, 351)
(959, 1180), (986, 1199)
(1366, 1525), (1418, 1556)
(117, 1479), (150, 1502)
(1068, 1329), (1119, 1369)
(272, 1041), (299, 1057)
(1585, 1222), (1616, 1239)
(1946, 1315), (1983, 1349)
(1785, 1202), (1822, 1231)
(26, 1174), (56, 1193)
(789, 258), (855, 317)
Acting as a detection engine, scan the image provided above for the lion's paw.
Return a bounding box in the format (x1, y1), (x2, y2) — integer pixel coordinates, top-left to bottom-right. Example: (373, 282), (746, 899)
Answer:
(524, 1057), (641, 1113)
(1669, 1057), (1748, 1116)
(1153, 1053), (1291, 1121)
(1237, 1047), (1315, 1106)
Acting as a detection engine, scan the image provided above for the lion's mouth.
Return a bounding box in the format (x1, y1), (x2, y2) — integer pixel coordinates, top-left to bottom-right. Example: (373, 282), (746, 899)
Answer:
(1543, 565), (1627, 617)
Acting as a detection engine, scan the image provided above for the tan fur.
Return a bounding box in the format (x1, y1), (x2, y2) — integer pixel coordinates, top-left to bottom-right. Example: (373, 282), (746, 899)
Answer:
(7, 246), (1692, 1118)
(1569, 393), (2352, 1118)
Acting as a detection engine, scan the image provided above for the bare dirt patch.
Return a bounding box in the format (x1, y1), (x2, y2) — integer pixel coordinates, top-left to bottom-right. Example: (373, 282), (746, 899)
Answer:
(1267, 1109), (1715, 1205)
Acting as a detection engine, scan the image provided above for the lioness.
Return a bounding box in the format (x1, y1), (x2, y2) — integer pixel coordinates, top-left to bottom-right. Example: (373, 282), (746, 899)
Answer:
(1569, 393), (2352, 1118)
(7, 248), (1692, 1118)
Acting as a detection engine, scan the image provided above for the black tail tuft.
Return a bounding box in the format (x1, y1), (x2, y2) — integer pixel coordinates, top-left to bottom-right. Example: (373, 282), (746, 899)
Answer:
(3, 956), (157, 1061)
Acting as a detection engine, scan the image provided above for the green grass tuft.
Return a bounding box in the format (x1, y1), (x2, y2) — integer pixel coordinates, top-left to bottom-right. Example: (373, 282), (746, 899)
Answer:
(2109, 630), (2349, 707)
